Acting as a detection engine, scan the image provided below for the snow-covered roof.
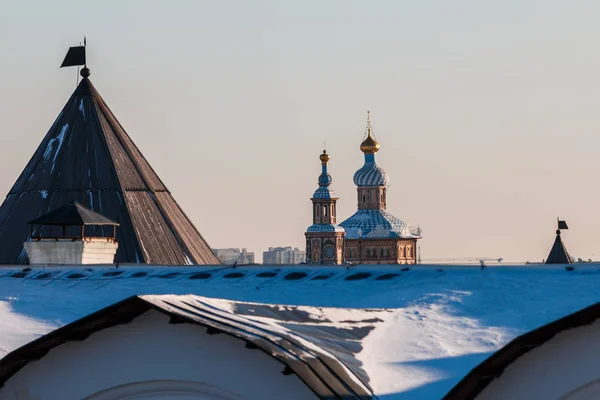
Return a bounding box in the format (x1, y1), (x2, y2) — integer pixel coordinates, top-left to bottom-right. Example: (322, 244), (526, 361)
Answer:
(339, 209), (420, 239)
(312, 185), (338, 200)
(0, 264), (597, 399)
(445, 300), (600, 399)
(306, 223), (345, 233)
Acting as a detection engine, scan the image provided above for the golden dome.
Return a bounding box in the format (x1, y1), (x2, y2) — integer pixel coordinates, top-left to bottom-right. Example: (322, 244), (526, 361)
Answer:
(361, 111), (380, 154)
(320, 150), (330, 163)
(360, 133), (380, 154)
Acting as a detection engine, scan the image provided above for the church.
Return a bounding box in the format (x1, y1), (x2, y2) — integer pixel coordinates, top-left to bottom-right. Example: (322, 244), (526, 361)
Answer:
(305, 112), (422, 265)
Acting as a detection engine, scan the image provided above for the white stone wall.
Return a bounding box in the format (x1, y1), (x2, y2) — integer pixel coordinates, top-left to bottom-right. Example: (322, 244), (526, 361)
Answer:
(24, 239), (118, 265)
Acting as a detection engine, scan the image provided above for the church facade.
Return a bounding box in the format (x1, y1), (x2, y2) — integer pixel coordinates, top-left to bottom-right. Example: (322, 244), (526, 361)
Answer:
(305, 113), (422, 265)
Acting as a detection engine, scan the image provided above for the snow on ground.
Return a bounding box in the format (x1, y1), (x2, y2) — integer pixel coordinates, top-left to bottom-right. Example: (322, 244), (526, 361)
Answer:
(0, 264), (598, 399)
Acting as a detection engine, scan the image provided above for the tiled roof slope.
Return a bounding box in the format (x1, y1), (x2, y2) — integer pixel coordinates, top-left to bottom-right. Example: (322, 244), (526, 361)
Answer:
(0, 77), (219, 265)
(340, 209), (420, 239)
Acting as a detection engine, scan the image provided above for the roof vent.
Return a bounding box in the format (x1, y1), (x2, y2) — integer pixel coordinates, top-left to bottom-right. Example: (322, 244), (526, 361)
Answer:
(24, 201), (119, 265)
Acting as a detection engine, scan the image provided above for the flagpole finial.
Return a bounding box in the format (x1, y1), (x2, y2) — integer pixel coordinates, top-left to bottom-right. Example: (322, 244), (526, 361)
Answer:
(80, 67), (90, 78)
(366, 111), (373, 136)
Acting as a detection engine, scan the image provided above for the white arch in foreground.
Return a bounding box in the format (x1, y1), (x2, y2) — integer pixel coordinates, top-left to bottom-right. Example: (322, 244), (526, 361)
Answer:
(478, 321), (600, 399)
(0, 309), (316, 400)
(84, 380), (247, 400)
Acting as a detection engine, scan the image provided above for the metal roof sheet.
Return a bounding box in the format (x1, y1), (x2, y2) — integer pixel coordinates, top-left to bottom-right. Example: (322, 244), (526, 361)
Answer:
(0, 294), (376, 399)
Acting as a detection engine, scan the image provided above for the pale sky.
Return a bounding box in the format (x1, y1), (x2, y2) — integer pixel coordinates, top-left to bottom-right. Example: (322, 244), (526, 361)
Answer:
(0, 1), (599, 263)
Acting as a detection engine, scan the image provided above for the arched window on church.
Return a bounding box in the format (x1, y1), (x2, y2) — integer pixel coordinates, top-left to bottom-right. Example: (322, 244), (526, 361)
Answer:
(380, 248), (384, 258)
(315, 204), (320, 218)
(323, 204), (328, 217)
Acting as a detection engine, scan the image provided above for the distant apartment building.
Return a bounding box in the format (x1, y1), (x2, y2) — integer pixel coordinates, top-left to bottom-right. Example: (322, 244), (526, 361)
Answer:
(212, 248), (255, 265)
(263, 247), (306, 265)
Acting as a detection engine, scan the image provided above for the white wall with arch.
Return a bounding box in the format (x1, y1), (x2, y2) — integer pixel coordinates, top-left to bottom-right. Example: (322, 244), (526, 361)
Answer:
(0, 310), (317, 400)
(477, 321), (600, 400)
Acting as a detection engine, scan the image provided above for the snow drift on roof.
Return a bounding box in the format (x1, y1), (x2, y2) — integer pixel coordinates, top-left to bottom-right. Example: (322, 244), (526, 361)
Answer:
(0, 264), (597, 399)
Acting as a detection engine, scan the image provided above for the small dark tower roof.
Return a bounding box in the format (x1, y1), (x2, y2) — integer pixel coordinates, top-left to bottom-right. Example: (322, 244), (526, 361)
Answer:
(0, 74), (219, 265)
(545, 230), (572, 264)
(28, 201), (118, 226)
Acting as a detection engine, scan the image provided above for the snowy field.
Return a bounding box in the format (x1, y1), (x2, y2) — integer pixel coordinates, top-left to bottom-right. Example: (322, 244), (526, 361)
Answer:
(0, 264), (598, 399)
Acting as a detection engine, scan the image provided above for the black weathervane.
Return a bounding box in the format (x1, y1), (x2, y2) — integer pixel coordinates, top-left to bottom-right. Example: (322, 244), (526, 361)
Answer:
(60, 37), (88, 86)
(557, 218), (569, 231)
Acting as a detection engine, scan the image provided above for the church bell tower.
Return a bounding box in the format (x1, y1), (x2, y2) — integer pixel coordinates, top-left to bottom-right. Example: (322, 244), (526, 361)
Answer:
(305, 150), (345, 264)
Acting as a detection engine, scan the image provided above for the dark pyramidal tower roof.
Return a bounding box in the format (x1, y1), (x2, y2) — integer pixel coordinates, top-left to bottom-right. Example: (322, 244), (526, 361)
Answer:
(0, 75), (219, 265)
(545, 230), (571, 264)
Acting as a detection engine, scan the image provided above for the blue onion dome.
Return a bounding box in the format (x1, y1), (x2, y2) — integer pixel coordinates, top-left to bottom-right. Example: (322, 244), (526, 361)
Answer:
(353, 163), (389, 186)
(313, 150), (337, 199)
(318, 172), (333, 186)
(318, 150), (332, 186)
(353, 112), (389, 186)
